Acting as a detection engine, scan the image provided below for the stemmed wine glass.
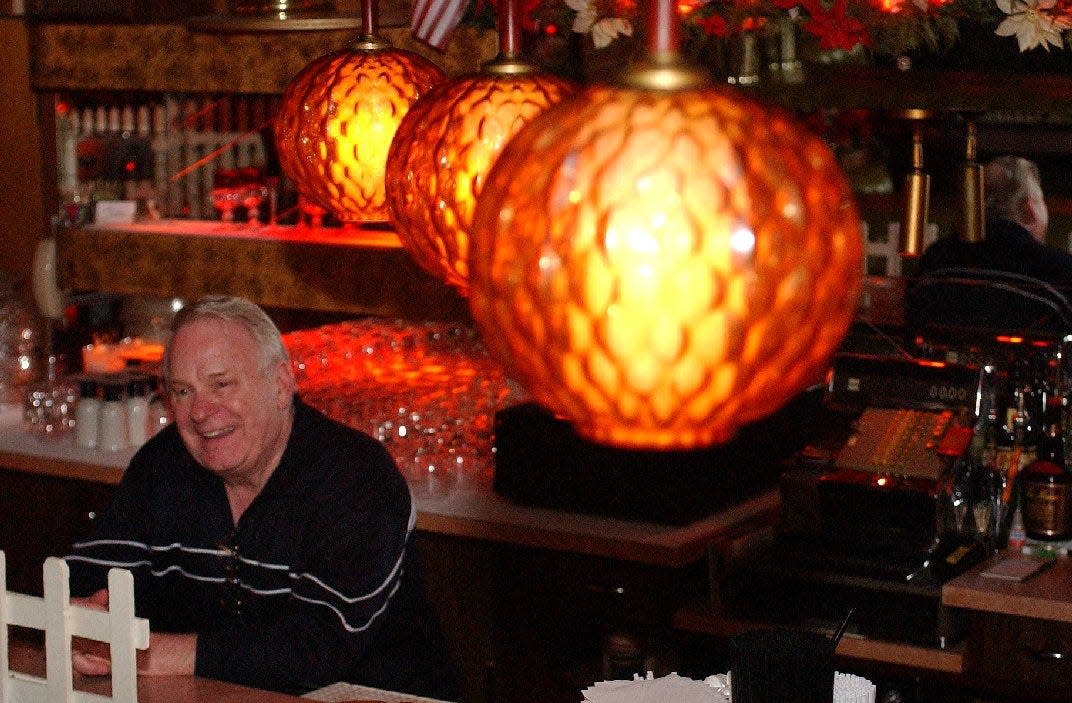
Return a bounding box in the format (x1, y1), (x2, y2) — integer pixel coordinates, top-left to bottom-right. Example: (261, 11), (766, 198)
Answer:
(211, 168), (242, 223)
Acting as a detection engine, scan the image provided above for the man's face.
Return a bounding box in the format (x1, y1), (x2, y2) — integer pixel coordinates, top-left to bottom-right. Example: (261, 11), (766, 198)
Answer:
(166, 317), (293, 486)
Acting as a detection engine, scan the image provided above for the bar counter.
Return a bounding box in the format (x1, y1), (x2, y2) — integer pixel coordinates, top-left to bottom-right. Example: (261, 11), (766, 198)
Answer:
(7, 640), (305, 703)
(6, 640), (444, 703)
(0, 404), (777, 568)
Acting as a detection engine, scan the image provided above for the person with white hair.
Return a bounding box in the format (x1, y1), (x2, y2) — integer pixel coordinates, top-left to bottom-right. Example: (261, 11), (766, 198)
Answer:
(906, 155), (1072, 336)
(64, 295), (458, 700)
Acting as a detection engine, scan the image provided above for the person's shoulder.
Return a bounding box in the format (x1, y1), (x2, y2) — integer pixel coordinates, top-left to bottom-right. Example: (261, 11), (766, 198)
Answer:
(295, 399), (389, 453)
(125, 424), (190, 478)
(291, 399), (401, 481)
(912, 235), (976, 277)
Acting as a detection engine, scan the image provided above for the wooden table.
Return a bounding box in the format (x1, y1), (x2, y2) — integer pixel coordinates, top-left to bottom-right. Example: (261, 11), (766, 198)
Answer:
(942, 551), (1072, 623)
(7, 640), (307, 703)
(940, 552), (1072, 700)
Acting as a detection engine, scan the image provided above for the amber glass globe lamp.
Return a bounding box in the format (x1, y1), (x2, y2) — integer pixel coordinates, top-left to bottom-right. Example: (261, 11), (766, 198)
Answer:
(385, 0), (575, 295)
(467, 0), (863, 450)
(274, 0), (445, 224)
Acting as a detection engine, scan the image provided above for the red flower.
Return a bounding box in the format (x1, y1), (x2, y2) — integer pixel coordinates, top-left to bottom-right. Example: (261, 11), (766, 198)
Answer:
(695, 12), (730, 36)
(801, 0), (872, 50)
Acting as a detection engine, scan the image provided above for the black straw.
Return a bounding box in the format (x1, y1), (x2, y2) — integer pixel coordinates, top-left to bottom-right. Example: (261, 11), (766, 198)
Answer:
(830, 607), (856, 649)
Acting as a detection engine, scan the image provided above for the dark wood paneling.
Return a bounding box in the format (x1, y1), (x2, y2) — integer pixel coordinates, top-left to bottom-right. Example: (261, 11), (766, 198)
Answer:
(29, 23), (498, 94)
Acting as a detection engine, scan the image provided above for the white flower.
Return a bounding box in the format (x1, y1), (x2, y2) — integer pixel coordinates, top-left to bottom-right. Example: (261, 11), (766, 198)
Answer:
(994, 0), (1069, 52)
(591, 17), (633, 47)
(564, 0), (633, 47)
(566, 0), (599, 33)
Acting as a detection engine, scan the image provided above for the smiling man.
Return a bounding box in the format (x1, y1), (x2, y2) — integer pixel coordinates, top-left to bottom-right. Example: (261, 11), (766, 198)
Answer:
(65, 295), (457, 700)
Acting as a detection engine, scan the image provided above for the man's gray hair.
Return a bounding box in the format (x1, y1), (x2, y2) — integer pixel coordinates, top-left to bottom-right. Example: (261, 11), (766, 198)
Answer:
(162, 295), (289, 382)
(984, 155), (1042, 225)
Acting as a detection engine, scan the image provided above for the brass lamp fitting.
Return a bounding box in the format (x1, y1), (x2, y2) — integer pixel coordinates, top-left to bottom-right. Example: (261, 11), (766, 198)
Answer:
(901, 124), (930, 257)
(960, 118), (985, 243)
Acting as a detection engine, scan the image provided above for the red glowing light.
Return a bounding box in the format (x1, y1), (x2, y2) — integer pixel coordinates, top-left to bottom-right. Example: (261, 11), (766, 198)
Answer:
(996, 335), (1025, 344)
(125, 161), (137, 173)
(56, 101), (71, 116)
(677, 0), (703, 15)
(544, 22), (557, 34)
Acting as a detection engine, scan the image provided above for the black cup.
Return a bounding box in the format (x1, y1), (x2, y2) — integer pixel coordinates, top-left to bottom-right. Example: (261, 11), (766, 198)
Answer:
(728, 628), (835, 703)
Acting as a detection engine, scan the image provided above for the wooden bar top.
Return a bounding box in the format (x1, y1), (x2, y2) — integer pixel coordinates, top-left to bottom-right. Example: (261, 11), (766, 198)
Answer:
(0, 405), (778, 568)
(672, 604), (965, 675)
(7, 640), (307, 703)
(942, 551), (1072, 624)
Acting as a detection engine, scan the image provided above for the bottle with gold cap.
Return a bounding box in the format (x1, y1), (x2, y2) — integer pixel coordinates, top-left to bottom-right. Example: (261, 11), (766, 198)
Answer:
(1021, 398), (1072, 541)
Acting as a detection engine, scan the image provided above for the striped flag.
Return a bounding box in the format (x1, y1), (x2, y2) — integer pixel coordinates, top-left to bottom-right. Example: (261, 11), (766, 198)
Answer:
(411, 0), (470, 48)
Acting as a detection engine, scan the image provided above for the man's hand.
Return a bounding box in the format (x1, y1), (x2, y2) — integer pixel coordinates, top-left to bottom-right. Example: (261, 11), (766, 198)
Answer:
(69, 588), (197, 677)
(71, 589), (111, 676)
(136, 633), (197, 676)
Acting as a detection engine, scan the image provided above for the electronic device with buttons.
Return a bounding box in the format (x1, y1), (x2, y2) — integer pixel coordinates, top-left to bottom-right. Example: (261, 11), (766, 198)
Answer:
(722, 353), (987, 649)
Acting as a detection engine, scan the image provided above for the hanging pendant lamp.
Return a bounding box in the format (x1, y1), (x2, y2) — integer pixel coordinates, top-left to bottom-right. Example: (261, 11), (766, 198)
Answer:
(466, 0), (863, 450)
(385, 0), (576, 295)
(274, 0), (446, 225)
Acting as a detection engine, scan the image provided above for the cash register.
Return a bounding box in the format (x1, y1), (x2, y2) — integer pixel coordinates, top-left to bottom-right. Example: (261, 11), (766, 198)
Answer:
(721, 352), (989, 648)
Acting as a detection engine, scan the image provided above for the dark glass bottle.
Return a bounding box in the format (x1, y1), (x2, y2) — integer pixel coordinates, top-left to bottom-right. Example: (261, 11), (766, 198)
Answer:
(1021, 400), (1072, 541)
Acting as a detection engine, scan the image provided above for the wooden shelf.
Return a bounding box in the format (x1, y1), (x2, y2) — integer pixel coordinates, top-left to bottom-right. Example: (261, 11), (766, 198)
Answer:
(28, 22), (498, 94)
(673, 604), (965, 675)
(943, 552), (1072, 624)
(741, 64), (1072, 122)
(56, 221), (471, 320)
(26, 21), (1072, 121)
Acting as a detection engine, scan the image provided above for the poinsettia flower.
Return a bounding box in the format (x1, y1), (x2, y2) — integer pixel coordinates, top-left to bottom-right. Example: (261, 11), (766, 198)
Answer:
(995, 0), (1070, 51)
(801, 0), (872, 50)
(591, 16), (633, 46)
(695, 12), (730, 36)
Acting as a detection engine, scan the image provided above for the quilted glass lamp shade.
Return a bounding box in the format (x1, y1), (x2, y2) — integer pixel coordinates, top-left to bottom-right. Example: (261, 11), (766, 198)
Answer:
(467, 0), (863, 449)
(386, 72), (575, 294)
(386, 0), (575, 295)
(275, 34), (445, 224)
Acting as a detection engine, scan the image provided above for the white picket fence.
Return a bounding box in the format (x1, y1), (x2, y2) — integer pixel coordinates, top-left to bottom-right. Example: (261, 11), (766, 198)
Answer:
(57, 95), (274, 220)
(0, 552), (149, 703)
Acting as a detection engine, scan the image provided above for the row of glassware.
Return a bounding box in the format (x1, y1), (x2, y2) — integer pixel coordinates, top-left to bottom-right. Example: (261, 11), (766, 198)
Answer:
(283, 318), (529, 492)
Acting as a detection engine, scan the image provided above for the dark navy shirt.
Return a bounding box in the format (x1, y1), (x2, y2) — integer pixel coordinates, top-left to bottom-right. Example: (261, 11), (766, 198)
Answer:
(67, 398), (457, 699)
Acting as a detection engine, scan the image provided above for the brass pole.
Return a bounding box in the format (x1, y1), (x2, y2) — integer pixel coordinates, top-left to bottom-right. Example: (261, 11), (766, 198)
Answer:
(901, 124), (930, 257)
(960, 118), (985, 243)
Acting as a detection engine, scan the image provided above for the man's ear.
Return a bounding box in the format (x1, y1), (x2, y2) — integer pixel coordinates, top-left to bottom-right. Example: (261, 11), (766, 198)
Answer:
(274, 360), (296, 408)
(1020, 196), (1046, 241)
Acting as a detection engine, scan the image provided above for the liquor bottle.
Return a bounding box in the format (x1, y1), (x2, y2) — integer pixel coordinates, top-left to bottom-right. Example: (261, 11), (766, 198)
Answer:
(1007, 506), (1026, 550)
(1020, 400), (1072, 541)
(994, 367), (1038, 504)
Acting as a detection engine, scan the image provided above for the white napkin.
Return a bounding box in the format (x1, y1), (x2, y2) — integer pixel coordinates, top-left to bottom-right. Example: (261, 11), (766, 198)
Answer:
(833, 672), (877, 703)
(582, 672), (730, 703)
